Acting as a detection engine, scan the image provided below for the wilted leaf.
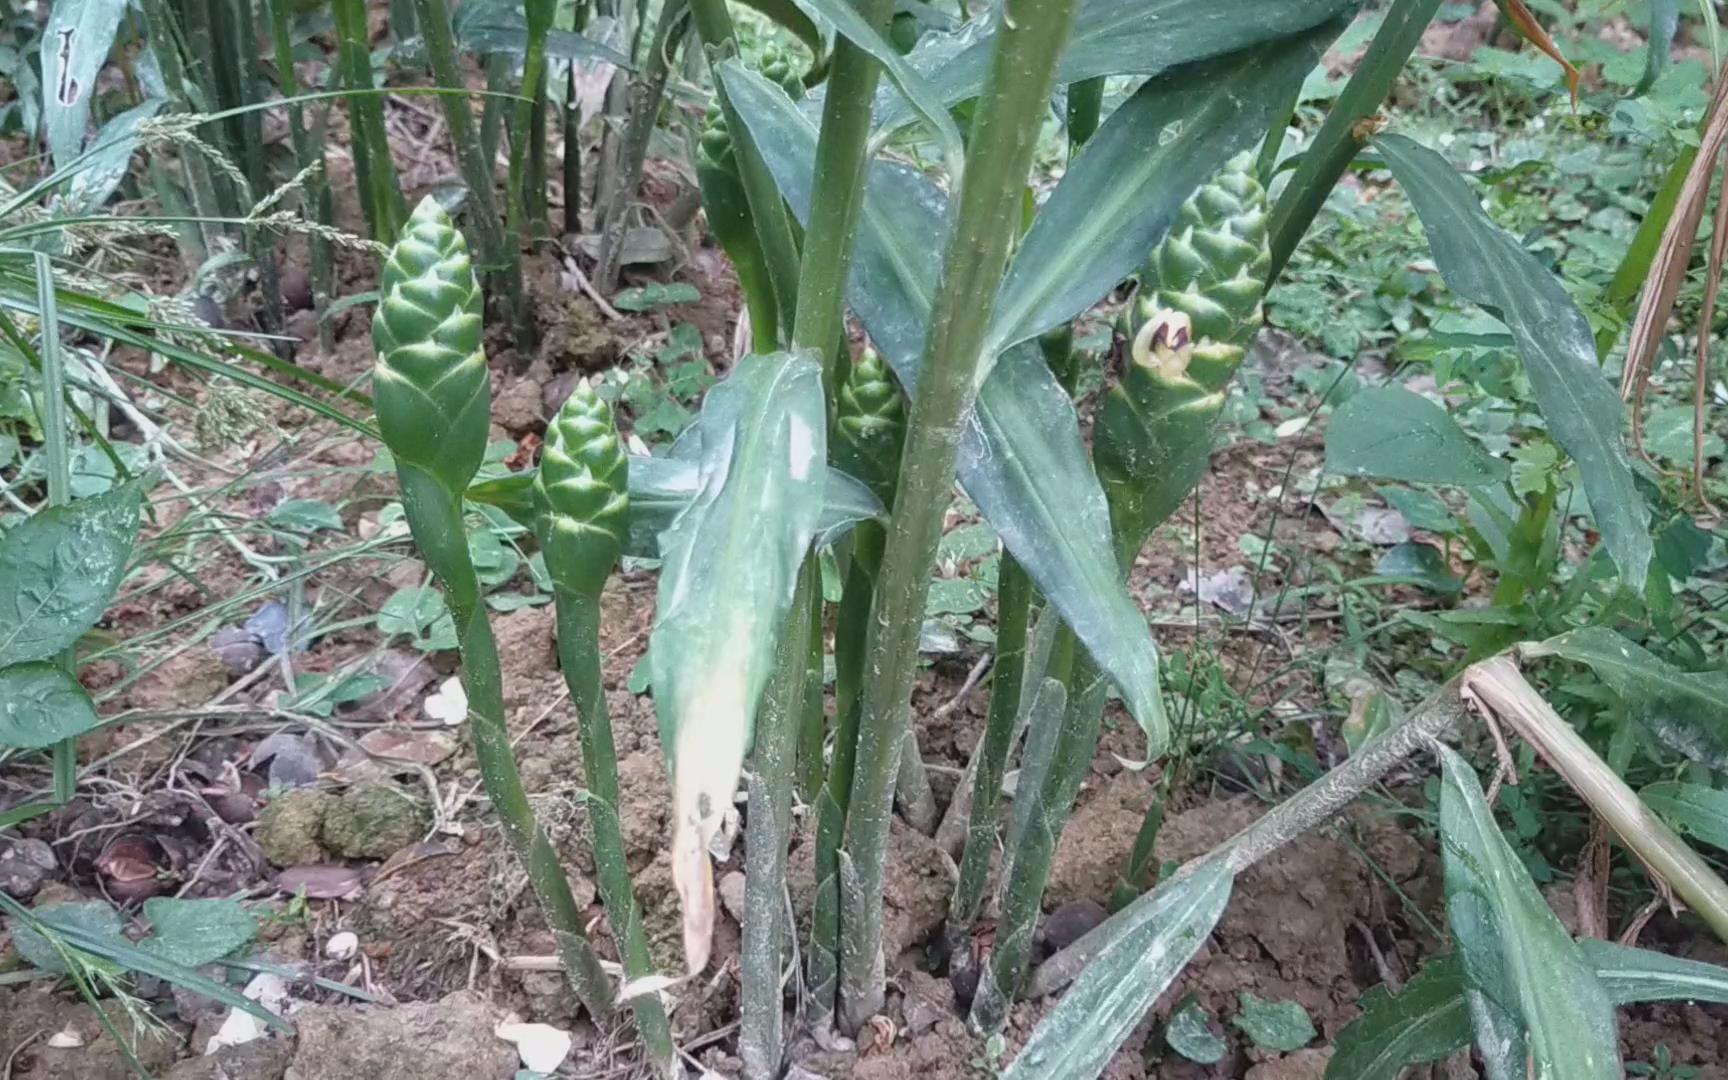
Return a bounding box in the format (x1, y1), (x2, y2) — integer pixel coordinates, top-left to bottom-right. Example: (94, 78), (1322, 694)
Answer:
(1436, 744), (1620, 1078)
(276, 864), (364, 900)
(649, 351), (826, 975)
(1376, 134), (1650, 591)
(1325, 385), (1506, 487)
(1522, 627), (1728, 769)
(0, 478), (145, 667)
(1002, 860), (1232, 1080)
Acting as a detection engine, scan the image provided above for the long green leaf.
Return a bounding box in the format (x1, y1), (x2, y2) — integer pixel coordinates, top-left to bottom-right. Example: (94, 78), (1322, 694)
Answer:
(650, 350), (826, 972)
(1002, 859), (1233, 1080)
(465, 455), (881, 554)
(1437, 744), (1620, 1079)
(1522, 626), (1728, 769)
(988, 24), (1334, 355)
(1326, 955), (1471, 1080)
(873, 0), (1358, 136)
(1639, 781), (1728, 853)
(1330, 942), (1728, 1079)
(793, 0), (965, 182)
(0, 477), (144, 667)
(724, 63), (1168, 749)
(1325, 384), (1508, 487)
(1375, 133), (1650, 592)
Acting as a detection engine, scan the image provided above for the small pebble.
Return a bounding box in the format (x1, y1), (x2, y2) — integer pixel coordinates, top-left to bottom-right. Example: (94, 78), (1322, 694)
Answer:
(325, 931), (359, 960)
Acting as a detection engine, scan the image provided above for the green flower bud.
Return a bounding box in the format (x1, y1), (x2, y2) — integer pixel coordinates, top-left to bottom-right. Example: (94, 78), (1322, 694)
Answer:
(1099, 153), (1271, 544)
(833, 349), (906, 506)
(534, 379), (628, 597)
(1129, 150), (1269, 392)
(372, 196), (491, 495)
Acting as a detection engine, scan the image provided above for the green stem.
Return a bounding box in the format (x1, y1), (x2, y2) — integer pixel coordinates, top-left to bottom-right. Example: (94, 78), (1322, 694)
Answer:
(945, 553), (1031, 948)
(552, 590), (674, 1073)
(595, 0), (691, 292)
(331, 0), (405, 242)
(135, 0), (223, 257)
(789, 0), (895, 371)
(563, 65), (585, 236)
(1265, 0), (1443, 283)
(1107, 777), (1166, 911)
(796, 584), (826, 803)
(34, 254), (76, 804)
(394, 466), (612, 1019)
(687, 0), (803, 345)
(414, 0), (538, 353)
(835, 0), (1081, 1033)
(508, 0), (558, 244)
(740, 560), (817, 1080)
(268, 0), (332, 347)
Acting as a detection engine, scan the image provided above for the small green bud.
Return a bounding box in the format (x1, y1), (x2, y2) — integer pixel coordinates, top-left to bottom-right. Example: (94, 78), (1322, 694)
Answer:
(833, 349), (906, 505)
(534, 380), (628, 597)
(372, 196), (490, 495)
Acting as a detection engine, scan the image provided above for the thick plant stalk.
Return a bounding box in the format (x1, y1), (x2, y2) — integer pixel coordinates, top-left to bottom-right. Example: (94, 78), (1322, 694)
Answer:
(595, 0), (690, 291)
(34, 253), (76, 802)
(809, 350), (905, 1017)
(687, 0), (802, 344)
(507, 0), (558, 242)
(267, 0), (333, 350)
(373, 199), (610, 1019)
(836, 0), (1082, 1033)
(563, 65), (585, 236)
(413, 0), (538, 353)
(331, 0), (405, 242)
(534, 385), (675, 1074)
(740, 561), (818, 1080)
(944, 552), (1032, 951)
(134, 0), (224, 257)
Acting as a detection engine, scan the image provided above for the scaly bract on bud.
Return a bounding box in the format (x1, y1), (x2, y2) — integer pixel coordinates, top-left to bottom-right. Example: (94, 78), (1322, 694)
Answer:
(372, 196), (491, 495)
(534, 380), (629, 598)
(833, 349), (906, 506)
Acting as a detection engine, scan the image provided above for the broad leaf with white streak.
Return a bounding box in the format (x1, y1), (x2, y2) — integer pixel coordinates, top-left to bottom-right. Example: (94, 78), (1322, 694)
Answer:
(1437, 744), (1620, 1079)
(1376, 134), (1650, 591)
(1003, 860), (1233, 1080)
(723, 63), (1169, 756)
(40, 0), (132, 173)
(649, 350), (826, 976)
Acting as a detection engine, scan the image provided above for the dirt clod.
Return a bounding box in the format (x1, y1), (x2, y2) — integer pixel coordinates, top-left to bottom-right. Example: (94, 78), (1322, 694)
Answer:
(0, 837), (59, 899)
(254, 789), (334, 867)
(283, 990), (517, 1080)
(322, 783), (429, 860)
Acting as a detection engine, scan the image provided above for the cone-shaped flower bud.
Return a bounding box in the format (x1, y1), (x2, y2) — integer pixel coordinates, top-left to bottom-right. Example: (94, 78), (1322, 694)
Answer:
(534, 380), (629, 598)
(833, 349), (907, 506)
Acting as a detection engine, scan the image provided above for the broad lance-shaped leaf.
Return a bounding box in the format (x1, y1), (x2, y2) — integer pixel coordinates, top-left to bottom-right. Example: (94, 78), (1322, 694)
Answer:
(650, 350), (826, 975)
(1638, 781), (1728, 853)
(1002, 860), (1233, 1080)
(987, 23), (1335, 355)
(722, 62), (1169, 753)
(870, 0), (1359, 137)
(1376, 134), (1650, 592)
(1436, 744), (1620, 1079)
(0, 477), (144, 668)
(1325, 384), (1508, 488)
(1522, 626), (1728, 769)
(1329, 943), (1728, 1080)
(466, 456), (880, 555)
